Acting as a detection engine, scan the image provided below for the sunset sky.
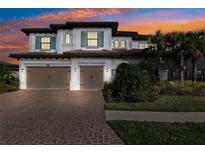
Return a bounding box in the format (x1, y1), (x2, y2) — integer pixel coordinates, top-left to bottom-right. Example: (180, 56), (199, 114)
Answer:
(1, 8), (205, 64)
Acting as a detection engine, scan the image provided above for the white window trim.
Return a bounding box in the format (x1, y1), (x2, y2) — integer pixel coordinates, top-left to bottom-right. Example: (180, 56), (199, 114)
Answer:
(113, 40), (120, 48)
(120, 40), (126, 48)
(65, 33), (71, 45)
(113, 40), (126, 49)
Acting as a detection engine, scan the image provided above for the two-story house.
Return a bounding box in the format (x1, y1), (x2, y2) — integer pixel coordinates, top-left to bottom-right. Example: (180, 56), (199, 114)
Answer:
(10, 21), (150, 90)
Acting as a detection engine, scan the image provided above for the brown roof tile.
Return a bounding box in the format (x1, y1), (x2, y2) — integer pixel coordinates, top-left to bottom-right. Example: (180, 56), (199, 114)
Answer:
(9, 49), (173, 60)
(9, 52), (67, 59)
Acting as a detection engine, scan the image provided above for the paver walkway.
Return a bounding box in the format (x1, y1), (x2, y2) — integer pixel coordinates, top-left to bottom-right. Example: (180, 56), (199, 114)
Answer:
(106, 110), (205, 122)
(0, 90), (123, 144)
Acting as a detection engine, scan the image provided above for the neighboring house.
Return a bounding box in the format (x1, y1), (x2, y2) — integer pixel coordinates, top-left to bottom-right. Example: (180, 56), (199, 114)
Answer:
(10, 21), (150, 90)
(186, 57), (205, 81)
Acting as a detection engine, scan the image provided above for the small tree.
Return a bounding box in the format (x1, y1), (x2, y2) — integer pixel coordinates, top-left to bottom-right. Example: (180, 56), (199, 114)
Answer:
(187, 30), (205, 81)
(111, 63), (152, 102)
(0, 65), (11, 83)
(150, 30), (166, 80)
(165, 32), (190, 82)
(0, 65), (19, 91)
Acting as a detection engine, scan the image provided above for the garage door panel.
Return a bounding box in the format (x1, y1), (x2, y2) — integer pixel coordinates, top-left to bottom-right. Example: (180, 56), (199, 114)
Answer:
(80, 66), (103, 90)
(27, 68), (48, 88)
(27, 67), (70, 89)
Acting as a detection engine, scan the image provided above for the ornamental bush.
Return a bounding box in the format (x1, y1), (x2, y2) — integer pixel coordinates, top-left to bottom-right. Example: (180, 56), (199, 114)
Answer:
(103, 63), (154, 102)
(159, 80), (205, 95)
(0, 65), (19, 92)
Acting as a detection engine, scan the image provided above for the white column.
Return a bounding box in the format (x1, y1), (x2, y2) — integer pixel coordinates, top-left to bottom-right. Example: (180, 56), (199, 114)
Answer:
(19, 61), (27, 89)
(70, 59), (80, 90)
(104, 60), (112, 82)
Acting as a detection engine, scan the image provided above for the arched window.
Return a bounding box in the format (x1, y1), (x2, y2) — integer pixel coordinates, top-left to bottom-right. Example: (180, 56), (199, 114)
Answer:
(65, 33), (70, 44)
(114, 40), (120, 48)
(120, 40), (126, 48)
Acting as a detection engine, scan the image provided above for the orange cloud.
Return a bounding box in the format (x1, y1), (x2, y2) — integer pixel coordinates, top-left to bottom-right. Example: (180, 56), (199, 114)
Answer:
(119, 18), (205, 34)
(36, 8), (127, 23)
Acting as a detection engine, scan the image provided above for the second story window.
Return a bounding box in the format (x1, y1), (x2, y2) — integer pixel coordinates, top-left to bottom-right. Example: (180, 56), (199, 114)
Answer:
(120, 40), (126, 48)
(35, 36), (56, 50)
(41, 37), (50, 49)
(65, 33), (70, 44)
(81, 31), (104, 48)
(113, 40), (126, 48)
(139, 43), (148, 49)
(114, 40), (120, 48)
(87, 32), (98, 47)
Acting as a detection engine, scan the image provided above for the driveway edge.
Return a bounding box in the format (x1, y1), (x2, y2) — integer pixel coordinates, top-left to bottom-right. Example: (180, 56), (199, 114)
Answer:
(106, 110), (205, 122)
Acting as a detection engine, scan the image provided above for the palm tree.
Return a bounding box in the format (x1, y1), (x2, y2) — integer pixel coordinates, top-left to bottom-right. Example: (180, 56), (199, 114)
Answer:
(193, 30), (205, 81)
(185, 30), (205, 81)
(150, 30), (166, 80)
(165, 31), (190, 82)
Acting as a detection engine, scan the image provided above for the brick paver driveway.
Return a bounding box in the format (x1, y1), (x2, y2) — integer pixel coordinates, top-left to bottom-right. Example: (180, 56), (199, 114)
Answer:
(0, 90), (123, 145)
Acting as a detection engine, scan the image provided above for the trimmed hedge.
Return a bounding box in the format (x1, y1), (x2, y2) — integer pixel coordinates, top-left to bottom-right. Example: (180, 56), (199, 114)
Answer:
(158, 80), (205, 95)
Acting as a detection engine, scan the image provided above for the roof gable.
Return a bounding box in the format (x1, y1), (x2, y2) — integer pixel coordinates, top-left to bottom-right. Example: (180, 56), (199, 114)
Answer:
(20, 21), (150, 40)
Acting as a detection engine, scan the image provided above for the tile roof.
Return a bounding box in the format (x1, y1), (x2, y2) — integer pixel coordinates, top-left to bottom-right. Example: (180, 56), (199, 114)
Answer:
(21, 28), (55, 36)
(113, 31), (151, 40)
(21, 21), (150, 39)
(63, 49), (146, 58)
(50, 21), (119, 31)
(9, 52), (67, 59)
(9, 49), (173, 60)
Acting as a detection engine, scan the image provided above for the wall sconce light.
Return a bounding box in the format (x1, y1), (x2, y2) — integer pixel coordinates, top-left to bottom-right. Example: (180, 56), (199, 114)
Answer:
(74, 68), (77, 72)
(106, 68), (109, 72)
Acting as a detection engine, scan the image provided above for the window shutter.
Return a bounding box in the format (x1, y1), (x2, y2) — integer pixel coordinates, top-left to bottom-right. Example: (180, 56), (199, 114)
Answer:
(51, 36), (56, 49)
(98, 31), (104, 47)
(35, 36), (41, 49)
(81, 31), (87, 47)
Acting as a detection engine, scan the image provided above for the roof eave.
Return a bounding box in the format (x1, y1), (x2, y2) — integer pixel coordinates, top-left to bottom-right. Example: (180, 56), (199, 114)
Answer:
(21, 28), (56, 36)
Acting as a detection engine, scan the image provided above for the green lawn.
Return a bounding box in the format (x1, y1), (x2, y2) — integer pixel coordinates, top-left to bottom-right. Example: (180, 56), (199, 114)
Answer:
(108, 121), (205, 145)
(105, 95), (205, 112)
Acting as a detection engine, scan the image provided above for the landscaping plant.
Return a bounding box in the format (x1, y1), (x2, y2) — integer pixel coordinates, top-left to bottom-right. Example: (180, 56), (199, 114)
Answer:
(103, 63), (154, 103)
(0, 65), (19, 92)
(159, 80), (205, 95)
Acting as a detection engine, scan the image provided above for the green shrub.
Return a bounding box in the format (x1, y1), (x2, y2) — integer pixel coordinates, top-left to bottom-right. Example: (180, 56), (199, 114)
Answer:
(150, 84), (161, 97)
(103, 63), (153, 102)
(0, 79), (19, 91)
(103, 82), (113, 102)
(0, 65), (19, 92)
(159, 80), (205, 95)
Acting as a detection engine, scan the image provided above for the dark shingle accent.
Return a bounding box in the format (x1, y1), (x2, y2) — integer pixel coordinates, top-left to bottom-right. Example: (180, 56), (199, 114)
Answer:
(9, 52), (67, 59)
(9, 49), (173, 60)
(20, 21), (150, 40)
(50, 21), (119, 31)
(113, 31), (150, 41)
(21, 28), (56, 36)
